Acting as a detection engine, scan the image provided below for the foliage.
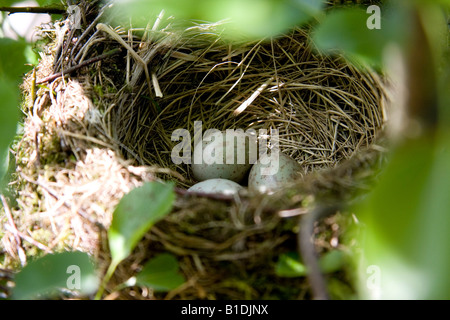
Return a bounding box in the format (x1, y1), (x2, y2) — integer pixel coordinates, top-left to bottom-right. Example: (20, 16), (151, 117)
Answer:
(109, 0), (326, 39)
(134, 253), (185, 292)
(96, 181), (177, 299)
(108, 181), (175, 265)
(312, 5), (407, 67)
(96, 181), (179, 299)
(0, 38), (28, 185)
(7, 181), (183, 299)
(275, 250), (345, 277)
(12, 251), (98, 300)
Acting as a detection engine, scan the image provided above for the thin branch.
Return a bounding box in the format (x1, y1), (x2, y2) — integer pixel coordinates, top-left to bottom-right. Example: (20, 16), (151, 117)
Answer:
(4, 224), (52, 254)
(174, 187), (237, 202)
(1, 194), (27, 266)
(19, 172), (98, 226)
(0, 268), (14, 280)
(37, 48), (121, 84)
(96, 23), (158, 98)
(0, 6), (65, 15)
(298, 205), (340, 300)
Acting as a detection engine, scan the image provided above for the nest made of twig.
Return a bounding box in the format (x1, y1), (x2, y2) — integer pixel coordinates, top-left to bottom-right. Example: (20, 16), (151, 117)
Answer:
(108, 23), (386, 188)
(1, 2), (389, 300)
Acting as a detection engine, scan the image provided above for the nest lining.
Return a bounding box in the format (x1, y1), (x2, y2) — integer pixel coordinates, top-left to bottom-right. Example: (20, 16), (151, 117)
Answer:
(108, 24), (386, 187)
(0, 5), (389, 300)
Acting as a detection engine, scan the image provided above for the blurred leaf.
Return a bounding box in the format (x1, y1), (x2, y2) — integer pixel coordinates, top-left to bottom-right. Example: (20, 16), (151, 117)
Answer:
(312, 6), (409, 67)
(12, 252), (98, 300)
(312, 8), (383, 66)
(0, 76), (19, 185)
(319, 250), (345, 274)
(355, 132), (450, 299)
(0, 1), (20, 6)
(276, 250), (345, 277)
(0, 38), (28, 184)
(275, 252), (307, 277)
(24, 44), (39, 65)
(35, 0), (63, 7)
(416, 0), (450, 6)
(108, 181), (175, 265)
(110, 0), (325, 39)
(327, 278), (356, 300)
(0, 38), (30, 82)
(135, 253), (185, 292)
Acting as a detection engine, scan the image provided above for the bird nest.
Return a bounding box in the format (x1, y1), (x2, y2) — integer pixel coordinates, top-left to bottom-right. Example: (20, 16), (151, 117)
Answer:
(1, 4), (389, 300)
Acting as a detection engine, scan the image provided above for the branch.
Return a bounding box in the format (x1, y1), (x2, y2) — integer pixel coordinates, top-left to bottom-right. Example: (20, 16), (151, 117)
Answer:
(0, 6), (65, 15)
(174, 187), (237, 202)
(37, 48), (121, 84)
(298, 204), (340, 300)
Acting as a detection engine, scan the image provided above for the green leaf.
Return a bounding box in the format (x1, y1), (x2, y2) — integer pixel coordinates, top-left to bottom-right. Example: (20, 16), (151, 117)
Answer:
(276, 250), (345, 278)
(0, 38), (29, 185)
(135, 253), (185, 292)
(0, 76), (20, 185)
(109, 0), (325, 39)
(0, 38), (30, 82)
(275, 253), (307, 277)
(416, 0), (450, 7)
(24, 44), (39, 65)
(108, 181), (175, 265)
(35, 0), (63, 7)
(0, 1), (21, 6)
(312, 6), (407, 67)
(319, 250), (345, 274)
(12, 251), (98, 300)
(355, 132), (450, 299)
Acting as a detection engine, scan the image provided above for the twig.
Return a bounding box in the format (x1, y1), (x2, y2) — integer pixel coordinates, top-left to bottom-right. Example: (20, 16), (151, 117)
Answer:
(298, 205), (340, 300)
(96, 23), (158, 98)
(1, 195), (27, 266)
(233, 77), (274, 115)
(0, 6), (65, 14)
(174, 187), (237, 202)
(37, 48), (121, 84)
(19, 172), (98, 226)
(4, 224), (52, 254)
(0, 268), (14, 280)
(57, 129), (115, 149)
(71, 10), (105, 58)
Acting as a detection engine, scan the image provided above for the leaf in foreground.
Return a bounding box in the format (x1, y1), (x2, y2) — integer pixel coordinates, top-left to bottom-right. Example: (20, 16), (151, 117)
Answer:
(0, 38), (29, 183)
(275, 250), (345, 278)
(312, 6), (407, 68)
(12, 251), (98, 300)
(108, 181), (175, 266)
(135, 253), (185, 292)
(354, 133), (450, 299)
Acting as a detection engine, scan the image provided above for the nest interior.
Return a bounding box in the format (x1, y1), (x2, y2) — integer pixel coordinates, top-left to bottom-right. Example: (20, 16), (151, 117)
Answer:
(0, 2), (388, 300)
(112, 24), (386, 187)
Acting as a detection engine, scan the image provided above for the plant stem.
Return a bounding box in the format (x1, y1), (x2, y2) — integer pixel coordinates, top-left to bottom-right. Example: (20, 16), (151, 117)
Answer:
(94, 260), (119, 300)
(37, 48), (121, 84)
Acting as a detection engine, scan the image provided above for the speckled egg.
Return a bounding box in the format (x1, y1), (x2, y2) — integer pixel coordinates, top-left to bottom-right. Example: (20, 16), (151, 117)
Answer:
(187, 178), (244, 195)
(248, 152), (301, 194)
(191, 130), (254, 182)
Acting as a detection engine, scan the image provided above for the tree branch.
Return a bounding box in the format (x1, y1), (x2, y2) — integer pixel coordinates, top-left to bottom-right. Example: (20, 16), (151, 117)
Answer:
(37, 48), (121, 84)
(298, 204), (340, 300)
(0, 6), (65, 15)
(0, 7), (66, 14)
